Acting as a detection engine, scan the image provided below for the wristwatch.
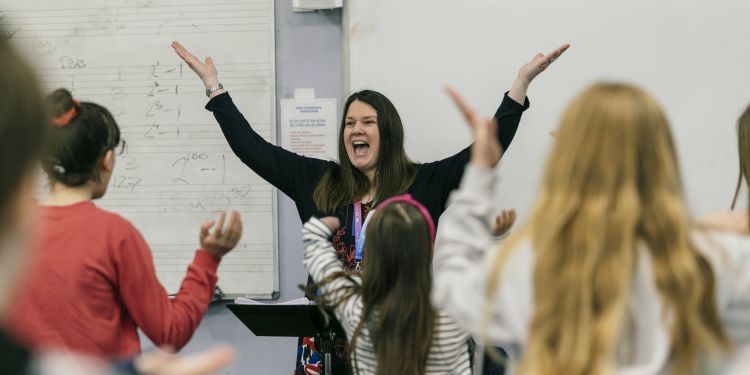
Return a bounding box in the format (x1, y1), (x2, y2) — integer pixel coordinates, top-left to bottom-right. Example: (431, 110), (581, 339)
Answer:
(206, 83), (224, 97)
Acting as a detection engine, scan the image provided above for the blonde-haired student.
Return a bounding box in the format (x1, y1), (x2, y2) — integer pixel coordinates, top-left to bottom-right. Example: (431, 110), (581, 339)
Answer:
(433, 84), (750, 374)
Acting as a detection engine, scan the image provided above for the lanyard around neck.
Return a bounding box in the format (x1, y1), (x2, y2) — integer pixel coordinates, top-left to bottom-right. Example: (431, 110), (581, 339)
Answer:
(353, 200), (375, 270)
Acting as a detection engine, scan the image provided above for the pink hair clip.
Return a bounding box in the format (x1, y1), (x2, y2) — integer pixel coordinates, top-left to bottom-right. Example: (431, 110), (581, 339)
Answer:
(375, 194), (436, 242)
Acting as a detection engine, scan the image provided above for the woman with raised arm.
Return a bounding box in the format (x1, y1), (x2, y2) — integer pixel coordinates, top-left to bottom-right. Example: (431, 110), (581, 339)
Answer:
(173, 41), (568, 374)
(434, 83), (750, 374)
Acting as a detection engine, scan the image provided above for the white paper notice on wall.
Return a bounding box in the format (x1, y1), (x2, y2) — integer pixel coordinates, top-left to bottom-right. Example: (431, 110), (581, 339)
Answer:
(281, 92), (338, 161)
(292, 0), (342, 12)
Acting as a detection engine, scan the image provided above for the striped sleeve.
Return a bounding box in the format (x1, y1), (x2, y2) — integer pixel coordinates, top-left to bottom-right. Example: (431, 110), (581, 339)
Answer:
(302, 217), (362, 333)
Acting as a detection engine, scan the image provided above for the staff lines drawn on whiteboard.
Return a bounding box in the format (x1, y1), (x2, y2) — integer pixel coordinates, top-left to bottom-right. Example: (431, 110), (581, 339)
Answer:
(156, 253), (275, 258)
(154, 255), (273, 260)
(10, 29), (271, 39)
(157, 260), (274, 265)
(3, 2), (272, 39)
(1, 2), (270, 15)
(118, 134), (273, 144)
(127, 122), (267, 128)
(154, 244), (275, 249)
(153, 250), (273, 256)
(37, 76), (270, 83)
(6, 24), (272, 39)
(35, 64), (271, 81)
(154, 253), (274, 258)
(120, 128), (270, 135)
(104, 194), (271, 202)
(1, 7), (270, 20)
(119, 122), (272, 128)
(103, 194), (271, 202)
(104, 204), (272, 215)
(38, 84), (270, 91)
(6, 22), (271, 29)
(11, 22), (271, 29)
(37, 73), (271, 81)
(154, 254), (274, 258)
(152, 243), (273, 249)
(2, 16), (270, 25)
(157, 267), (274, 273)
(104, 186), (271, 193)
(7, 0), (278, 297)
(119, 131), (271, 142)
(35, 62), (270, 71)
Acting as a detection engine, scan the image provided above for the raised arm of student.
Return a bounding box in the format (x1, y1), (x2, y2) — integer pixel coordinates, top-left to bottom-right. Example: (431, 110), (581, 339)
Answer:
(301, 216), (363, 334)
(172, 41), (330, 201)
(117, 211), (243, 350)
(432, 88), (524, 346)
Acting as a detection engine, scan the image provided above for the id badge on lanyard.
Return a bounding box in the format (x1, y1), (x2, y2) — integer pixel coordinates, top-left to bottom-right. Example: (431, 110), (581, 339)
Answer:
(353, 201), (375, 273)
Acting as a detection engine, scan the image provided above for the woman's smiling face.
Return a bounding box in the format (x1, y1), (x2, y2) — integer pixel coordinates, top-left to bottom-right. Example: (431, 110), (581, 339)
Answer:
(344, 100), (381, 175)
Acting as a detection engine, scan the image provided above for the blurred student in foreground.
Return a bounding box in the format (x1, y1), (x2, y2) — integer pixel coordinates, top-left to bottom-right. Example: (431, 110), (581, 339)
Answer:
(434, 83), (750, 374)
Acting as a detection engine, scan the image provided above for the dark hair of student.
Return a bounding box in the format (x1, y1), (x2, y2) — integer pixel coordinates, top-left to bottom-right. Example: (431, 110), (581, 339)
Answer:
(0, 35), (48, 229)
(731, 103), (750, 230)
(42, 88), (121, 187)
(305, 202), (436, 374)
(313, 90), (416, 212)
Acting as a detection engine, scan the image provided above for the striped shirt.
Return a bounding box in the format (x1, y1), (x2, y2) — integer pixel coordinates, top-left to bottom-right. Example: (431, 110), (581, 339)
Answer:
(302, 218), (472, 375)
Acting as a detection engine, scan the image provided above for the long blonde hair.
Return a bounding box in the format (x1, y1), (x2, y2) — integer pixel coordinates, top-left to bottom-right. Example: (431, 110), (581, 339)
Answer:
(488, 83), (729, 374)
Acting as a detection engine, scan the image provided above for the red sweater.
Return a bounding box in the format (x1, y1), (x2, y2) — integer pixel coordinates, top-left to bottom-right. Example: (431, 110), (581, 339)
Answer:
(5, 201), (220, 359)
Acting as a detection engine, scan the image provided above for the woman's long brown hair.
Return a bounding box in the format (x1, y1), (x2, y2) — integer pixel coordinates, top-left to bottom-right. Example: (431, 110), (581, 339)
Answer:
(486, 83), (730, 374)
(730, 104), (750, 231)
(313, 90), (415, 212)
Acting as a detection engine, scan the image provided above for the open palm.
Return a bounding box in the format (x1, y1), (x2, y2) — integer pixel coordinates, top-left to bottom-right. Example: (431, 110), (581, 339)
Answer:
(171, 41), (219, 89)
(518, 43), (570, 84)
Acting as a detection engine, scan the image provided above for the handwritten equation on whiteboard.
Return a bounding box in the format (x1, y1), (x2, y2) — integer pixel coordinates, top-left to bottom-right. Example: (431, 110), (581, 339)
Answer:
(2, 0), (278, 297)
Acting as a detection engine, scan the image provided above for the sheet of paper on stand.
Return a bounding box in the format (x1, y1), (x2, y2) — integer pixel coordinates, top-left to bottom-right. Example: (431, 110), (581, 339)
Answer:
(293, 0), (342, 12)
(234, 297), (312, 305)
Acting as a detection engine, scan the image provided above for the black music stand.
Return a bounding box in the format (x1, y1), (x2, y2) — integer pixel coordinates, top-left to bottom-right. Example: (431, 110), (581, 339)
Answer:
(227, 303), (345, 375)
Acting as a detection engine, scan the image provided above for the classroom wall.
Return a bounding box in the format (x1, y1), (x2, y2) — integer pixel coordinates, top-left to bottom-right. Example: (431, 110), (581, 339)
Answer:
(345, 0), (750, 225)
(141, 3), (343, 374)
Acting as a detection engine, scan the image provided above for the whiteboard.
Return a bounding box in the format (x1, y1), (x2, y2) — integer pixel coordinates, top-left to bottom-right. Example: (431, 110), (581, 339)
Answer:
(345, 0), (750, 223)
(4, 0), (278, 298)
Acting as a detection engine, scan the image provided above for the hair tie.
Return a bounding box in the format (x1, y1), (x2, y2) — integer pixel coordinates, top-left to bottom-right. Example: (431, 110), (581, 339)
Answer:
(52, 99), (80, 127)
(375, 194), (436, 243)
(46, 157), (67, 175)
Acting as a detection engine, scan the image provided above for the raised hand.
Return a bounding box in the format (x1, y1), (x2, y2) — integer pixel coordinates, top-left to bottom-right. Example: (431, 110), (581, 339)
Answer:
(518, 43), (570, 84)
(445, 86), (502, 169)
(136, 345), (235, 375)
(171, 41), (219, 90)
(319, 216), (341, 232)
(200, 211), (243, 258)
(492, 209), (517, 237)
(509, 43), (570, 104)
